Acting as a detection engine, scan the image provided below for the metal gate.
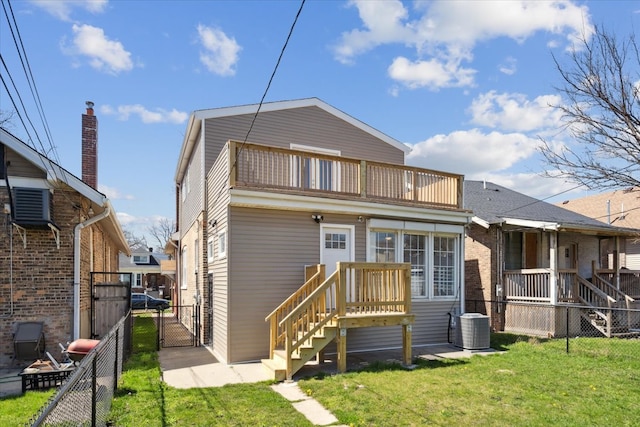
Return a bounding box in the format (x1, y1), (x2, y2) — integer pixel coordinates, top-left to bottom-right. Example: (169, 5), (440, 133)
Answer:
(158, 305), (200, 348)
(91, 272), (131, 339)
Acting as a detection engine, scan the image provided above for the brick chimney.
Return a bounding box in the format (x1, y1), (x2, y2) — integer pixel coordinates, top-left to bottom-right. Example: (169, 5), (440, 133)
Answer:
(81, 101), (98, 189)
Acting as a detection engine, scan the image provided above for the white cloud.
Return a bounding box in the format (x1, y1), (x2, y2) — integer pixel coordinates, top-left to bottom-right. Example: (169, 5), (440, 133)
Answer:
(334, 0), (593, 90)
(498, 57), (517, 75)
(406, 128), (540, 175)
(388, 56), (476, 90)
(468, 91), (564, 132)
(197, 24), (241, 76)
(30, 0), (107, 21)
(62, 24), (133, 74)
(100, 104), (188, 124)
(99, 184), (135, 201)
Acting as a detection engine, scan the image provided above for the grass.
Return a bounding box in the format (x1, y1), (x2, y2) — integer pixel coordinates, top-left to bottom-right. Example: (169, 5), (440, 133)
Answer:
(6, 318), (640, 426)
(298, 334), (640, 426)
(0, 387), (54, 426)
(108, 315), (313, 426)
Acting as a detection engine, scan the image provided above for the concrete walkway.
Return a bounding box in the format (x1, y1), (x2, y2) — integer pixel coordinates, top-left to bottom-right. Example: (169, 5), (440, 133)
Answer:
(158, 344), (499, 426)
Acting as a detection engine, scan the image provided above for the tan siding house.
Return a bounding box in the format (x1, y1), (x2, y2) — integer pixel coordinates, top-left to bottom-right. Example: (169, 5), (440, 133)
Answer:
(173, 98), (472, 373)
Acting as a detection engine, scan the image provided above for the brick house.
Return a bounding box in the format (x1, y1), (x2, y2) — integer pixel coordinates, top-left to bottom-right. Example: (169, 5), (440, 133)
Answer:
(464, 180), (637, 337)
(0, 105), (130, 368)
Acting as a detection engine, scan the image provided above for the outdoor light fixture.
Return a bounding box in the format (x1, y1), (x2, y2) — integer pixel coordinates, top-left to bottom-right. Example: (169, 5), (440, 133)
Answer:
(311, 214), (323, 223)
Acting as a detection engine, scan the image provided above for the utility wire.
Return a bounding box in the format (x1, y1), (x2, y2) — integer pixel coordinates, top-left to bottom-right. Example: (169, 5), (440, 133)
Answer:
(1, 0), (69, 187)
(209, 0), (305, 207)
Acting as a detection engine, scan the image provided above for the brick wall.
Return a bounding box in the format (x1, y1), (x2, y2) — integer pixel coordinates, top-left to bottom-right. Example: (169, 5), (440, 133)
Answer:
(0, 187), (122, 368)
(465, 223), (504, 330)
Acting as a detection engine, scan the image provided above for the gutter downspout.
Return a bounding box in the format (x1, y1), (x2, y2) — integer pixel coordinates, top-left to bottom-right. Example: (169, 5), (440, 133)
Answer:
(73, 205), (110, 340)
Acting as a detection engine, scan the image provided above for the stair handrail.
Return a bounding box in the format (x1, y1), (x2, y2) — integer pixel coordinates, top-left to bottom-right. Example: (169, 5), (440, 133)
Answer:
(592, 273), (635, 309)
(279, 269), (340, 358)
(576, 275), (616, 308)
(265, 265), (325, 358)
(576, 275), (615, 337)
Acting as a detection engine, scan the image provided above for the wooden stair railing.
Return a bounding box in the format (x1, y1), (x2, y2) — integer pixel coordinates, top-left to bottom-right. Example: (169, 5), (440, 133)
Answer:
(576, 275), (616, 337)
(264, 265), (326, 359)
(263, 269), (340, 381)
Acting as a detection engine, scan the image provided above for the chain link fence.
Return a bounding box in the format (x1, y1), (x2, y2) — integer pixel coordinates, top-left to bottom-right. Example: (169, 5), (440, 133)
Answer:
(465, 299), (640, 360)
(27, 310), (132, 427)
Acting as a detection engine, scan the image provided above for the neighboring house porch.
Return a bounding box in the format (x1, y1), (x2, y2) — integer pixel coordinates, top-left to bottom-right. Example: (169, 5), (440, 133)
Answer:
(464, 181), (638, 339)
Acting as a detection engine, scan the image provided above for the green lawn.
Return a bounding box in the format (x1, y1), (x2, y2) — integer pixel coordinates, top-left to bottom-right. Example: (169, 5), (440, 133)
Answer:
(298, 335), (640, 426)
(6, 317), (640, 426)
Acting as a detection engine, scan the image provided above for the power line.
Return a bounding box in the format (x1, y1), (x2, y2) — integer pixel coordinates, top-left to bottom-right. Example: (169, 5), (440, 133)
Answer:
(208, 0), (306, 208)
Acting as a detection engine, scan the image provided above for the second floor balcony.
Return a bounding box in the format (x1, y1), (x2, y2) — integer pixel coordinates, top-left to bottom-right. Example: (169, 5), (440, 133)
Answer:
(227, 140), (464, 210)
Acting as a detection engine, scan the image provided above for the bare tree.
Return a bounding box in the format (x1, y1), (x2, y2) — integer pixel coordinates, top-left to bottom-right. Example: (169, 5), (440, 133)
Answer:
(123, 229), (148, 250)
(147, 217), (175, 251)
(539, 25), (640, 190)
(0, 109), (16, 129)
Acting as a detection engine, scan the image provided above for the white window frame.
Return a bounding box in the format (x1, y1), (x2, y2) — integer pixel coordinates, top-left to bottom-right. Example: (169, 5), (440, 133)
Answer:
(181, 246), (188, 289)
(218, 230), (227, 259)
(289, 144), (341, 192)
(367, 221), (461, 300)
(194, 238), (199, 274)
(133, 254), (150, 264)
(207, 237), (214, 263)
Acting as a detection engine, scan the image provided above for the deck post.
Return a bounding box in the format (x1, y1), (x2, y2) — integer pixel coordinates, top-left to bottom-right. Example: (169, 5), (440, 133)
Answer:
(402, 324), (412, 365)
(337, 328), (347, 373)
(549, 231), (558, 304)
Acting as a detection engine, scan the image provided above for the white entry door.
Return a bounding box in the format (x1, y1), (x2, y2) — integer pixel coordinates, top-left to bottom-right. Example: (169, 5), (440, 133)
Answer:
(320, 225), (355, 307)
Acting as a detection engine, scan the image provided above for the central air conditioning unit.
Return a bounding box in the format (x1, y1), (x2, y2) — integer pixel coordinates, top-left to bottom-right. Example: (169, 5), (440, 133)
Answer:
(12, 187), (51, 224)
(454, 313), (490, 350)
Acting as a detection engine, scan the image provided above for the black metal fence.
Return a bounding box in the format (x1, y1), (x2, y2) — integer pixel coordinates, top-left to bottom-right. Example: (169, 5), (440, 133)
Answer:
(465, 299), (640, 360)
(157, 305), (200, 349)
(28, 311), (133, 427)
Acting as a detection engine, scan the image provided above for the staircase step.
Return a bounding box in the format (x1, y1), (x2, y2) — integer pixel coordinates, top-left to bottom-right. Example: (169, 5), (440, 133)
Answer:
(261, 358), (286, 382)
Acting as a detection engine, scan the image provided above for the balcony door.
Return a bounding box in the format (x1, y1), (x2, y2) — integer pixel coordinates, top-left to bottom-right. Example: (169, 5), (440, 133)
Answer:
(290, 144), (341, 191)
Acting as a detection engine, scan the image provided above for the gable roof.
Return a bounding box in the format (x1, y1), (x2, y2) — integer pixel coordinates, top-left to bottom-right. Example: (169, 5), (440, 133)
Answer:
(175, 97), (410, 181)
(1, 127), (130, 254)
(558, 187), (640, 230)
(464, 180), (637, 236)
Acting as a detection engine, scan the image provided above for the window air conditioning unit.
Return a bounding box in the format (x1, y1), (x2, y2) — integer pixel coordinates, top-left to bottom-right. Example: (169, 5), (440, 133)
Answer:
(12, 187), (51, 224)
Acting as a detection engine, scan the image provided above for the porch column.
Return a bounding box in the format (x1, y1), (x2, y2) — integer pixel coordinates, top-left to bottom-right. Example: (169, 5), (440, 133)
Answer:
(549, 231), (558, 304)
(615, 236), (621, 289)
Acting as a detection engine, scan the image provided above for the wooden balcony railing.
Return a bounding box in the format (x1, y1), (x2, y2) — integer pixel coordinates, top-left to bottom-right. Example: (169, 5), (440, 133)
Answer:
(228, 140), (463, 209)
(596, 269), (640, 298)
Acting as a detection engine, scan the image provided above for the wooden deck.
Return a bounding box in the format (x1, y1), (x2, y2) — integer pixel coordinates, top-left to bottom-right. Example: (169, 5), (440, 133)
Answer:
(228, 140), (464, 210)
(263, 263), (414, 381)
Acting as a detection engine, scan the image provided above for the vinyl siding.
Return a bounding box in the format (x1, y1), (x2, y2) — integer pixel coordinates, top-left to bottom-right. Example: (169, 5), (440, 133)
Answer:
(206, 145), (231, 361)
(227, 209), (369, 362)
(6, 147), (46, 178)
(202, 106), (405, 175)
(180, 136), (204, 235)
(225, 206), (459, 362)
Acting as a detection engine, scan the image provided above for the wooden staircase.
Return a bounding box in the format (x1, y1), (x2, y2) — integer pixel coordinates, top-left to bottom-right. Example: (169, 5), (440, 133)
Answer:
(262, 320), (338, 382)
(262, 262), (414, 381)
(576, 273), (639, 338)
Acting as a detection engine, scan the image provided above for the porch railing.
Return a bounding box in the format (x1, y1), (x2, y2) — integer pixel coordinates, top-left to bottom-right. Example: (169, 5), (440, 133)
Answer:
(504, 269), (551, 302)
(229, 140), (463, 209)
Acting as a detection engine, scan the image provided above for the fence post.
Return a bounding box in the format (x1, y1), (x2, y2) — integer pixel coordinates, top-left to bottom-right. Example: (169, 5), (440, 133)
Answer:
(91, 356), (97, 427)
(157, 309), (161, 351)
(566, 306), (569, 354)
(114, 326), (119, 391)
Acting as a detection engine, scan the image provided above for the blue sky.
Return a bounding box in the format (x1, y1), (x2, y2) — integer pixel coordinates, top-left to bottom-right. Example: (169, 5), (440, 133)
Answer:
(1, 0), (639, 245)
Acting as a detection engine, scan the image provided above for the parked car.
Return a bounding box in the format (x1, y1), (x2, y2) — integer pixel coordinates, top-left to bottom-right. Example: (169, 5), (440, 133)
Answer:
(131, 293), (170, 310)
